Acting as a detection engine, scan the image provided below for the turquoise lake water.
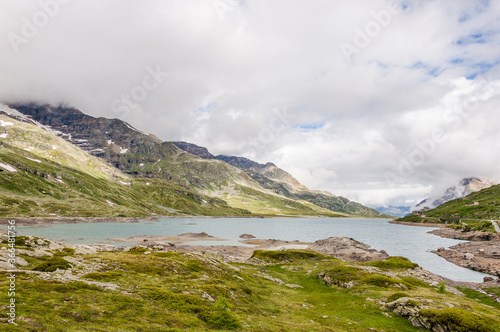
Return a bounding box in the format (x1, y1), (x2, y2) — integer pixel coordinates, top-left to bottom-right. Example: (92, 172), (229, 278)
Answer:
(18, 217), (492, 283)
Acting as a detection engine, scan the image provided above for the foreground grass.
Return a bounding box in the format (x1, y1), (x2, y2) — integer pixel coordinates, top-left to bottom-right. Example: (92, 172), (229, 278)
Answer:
(0, 247), (499, 331)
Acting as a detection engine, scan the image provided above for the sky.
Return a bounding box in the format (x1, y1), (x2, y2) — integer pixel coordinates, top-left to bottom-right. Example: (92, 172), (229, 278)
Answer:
(1, 0), (500, 208)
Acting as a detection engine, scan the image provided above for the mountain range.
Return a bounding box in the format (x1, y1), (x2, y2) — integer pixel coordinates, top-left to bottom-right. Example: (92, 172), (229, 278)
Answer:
(173, 142), (385, 217)
(0, 102), (389, 218)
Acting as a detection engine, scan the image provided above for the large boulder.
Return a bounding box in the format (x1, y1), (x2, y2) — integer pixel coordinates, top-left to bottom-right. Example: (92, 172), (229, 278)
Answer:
(308, 237), (389, 261)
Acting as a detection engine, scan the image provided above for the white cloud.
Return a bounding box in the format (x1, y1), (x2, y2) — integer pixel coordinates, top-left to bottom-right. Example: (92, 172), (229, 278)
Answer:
(1, 0), (500, 207)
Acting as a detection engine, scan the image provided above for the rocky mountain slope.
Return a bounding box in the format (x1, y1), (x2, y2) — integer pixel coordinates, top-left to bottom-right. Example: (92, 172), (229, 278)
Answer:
(414, 177), (498, 211)
(174, 142), (388, 218)
(0, 116), (246, 217)
(2, 103), (343, 217)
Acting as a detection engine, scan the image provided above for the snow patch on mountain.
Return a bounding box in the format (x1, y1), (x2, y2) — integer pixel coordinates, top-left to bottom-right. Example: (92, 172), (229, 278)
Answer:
(26, 157), (42, 163)
(0, 162), (16, 172)
(0, 120), (13, 127)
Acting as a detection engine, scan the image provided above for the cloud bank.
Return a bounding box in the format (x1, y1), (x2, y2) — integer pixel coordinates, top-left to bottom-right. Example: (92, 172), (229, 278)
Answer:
(1, 0), (500, 207)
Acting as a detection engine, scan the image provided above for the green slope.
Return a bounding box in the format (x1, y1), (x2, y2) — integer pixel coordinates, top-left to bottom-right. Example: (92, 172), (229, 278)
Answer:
(3, 239), (500, 331)
(214, 155), (389, 218)
(0, 114), (125, 180)
(0, 142), (249, 217)
(424, 184), (500, 220)
(397, 184), (500, 231)
(5, 103), (347, 217)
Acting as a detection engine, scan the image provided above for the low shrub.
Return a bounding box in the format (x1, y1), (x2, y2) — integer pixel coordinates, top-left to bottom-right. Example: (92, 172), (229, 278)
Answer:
(321, 265), (364, 284)
(457, 287), (500, 309)
(148, 288), (206, 312)
(420, 308), (494, 332)
(398, 276), (429, 287)
(437, 282), (446, 294)
(127, 246), (149, 254)
(405, 299), (420, 307)
(198, 298), (240, 330)
(362, 274), (403, 288)
(83, 271), (123, 282)
(386, 292), (410, 302)
(147, 288), (240, 329)
(369, 257), (418, 270)
(198, 309), (240, 330)
(15, 236), (28, 247)
(33, 257), (71, 272)
(53, 281), (102, 293)
(251, 249), (324, 262)
(53, 248), (76, 257)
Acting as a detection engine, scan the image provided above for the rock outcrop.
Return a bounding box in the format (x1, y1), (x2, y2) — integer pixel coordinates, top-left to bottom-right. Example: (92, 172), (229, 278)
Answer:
(432, 241), (500, 277)
(307, 237), (389, 261)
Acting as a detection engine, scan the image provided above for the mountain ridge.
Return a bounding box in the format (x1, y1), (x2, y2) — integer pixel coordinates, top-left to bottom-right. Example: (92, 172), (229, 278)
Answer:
(0, 113), (247, 217)
(2, 102), (347, 217)
(173, 142), (389, 217)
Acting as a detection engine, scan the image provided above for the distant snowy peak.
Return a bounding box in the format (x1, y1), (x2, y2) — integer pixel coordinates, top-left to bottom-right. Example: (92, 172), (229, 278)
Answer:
(415, 177), (499, 210)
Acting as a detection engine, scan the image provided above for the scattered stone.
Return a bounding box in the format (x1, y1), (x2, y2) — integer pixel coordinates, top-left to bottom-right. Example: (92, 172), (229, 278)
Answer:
(285, 284), (303, 289)
(433, 241), (500, 277)
(201, 291), (214, 302)
(0, 251), (29, 268)
(254, 272), (284, 285)
(464, 253), (474, 260)
(484, 276), (494, 282)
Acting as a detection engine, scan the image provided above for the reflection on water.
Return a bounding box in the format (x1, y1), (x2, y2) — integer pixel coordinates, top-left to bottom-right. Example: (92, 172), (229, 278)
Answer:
(19, 217), (492, 282)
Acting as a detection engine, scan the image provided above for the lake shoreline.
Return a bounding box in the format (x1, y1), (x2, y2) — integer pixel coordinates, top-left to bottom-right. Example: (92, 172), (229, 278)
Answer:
(0, 215), (391, 226)
(389, 220), (447, 228)
(7, 217), (493, 283)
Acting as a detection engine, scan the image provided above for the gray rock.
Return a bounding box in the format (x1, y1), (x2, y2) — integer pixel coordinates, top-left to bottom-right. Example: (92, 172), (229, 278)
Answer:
(464, 253), (474, 260)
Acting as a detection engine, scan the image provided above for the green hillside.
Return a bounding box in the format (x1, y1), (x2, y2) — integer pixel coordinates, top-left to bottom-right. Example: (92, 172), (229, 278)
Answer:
(175, 145), (389, 218)
(397, 184), (500, 232)
(3, 103), (352, 217)
(424, 184), (500, 220)
(2, 238), (500, 331)
(0, 141), (249, 217)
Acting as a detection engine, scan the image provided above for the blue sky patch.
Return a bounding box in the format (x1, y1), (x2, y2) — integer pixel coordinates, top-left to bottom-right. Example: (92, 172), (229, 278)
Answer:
(294, 122), (325, 131)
